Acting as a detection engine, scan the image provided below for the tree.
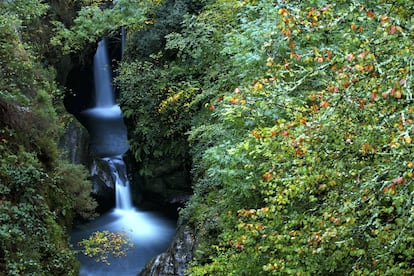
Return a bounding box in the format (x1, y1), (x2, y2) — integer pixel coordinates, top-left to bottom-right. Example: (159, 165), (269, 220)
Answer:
(51, 0), (163, 53)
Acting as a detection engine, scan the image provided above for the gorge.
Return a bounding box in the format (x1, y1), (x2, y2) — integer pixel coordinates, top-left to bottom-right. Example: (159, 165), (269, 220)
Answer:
(2, 1), (412, 275)
(70, 38), (177, 275)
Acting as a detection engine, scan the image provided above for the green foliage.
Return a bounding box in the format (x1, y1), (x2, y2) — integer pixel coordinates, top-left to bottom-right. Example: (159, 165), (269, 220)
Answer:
(126, 0), (200, 60)
(0, 0), (48, 24)
(0, 21), (37, 104)
(51, 0), (163, 53)
(38, 0), (414, 273)
(51, 162), (98, 223)
(117, 57), (198, 175)
(0, 151), (79, 275)
(1, 1), (98, 274)
(153, 0), (414, 275)
(116, 0), (207, 177)
(78, 230), (134, 265)
(58, 0), (414, 274)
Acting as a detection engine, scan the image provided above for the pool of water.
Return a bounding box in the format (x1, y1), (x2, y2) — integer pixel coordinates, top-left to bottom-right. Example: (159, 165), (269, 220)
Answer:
(71, 207), (176, 276)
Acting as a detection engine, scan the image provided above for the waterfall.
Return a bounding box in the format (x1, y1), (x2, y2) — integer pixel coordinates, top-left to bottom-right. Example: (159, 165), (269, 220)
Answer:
(72, 33), (177, 276)
(93, 39), (115, 107)
(80, 38), (131, 210)
(105, 156), (133, 210)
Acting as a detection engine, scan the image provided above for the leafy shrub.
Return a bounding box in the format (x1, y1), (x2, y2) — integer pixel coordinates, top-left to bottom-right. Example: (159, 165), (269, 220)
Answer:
(118, 59), (198, 176)
(0, 152), (80, 275)
(117, 0), (233, 178)
(50, 0), (163, 53)
(0, 2), (98, 274)
(172, 0), (414, 275)
(78, 230), (134, 265)
(51, 162), (98, 223)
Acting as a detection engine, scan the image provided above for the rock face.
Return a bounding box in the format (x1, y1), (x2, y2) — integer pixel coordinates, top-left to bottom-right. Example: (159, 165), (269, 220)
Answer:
(59, 120), (89, 165)
(139, 223), (196, 276)
(127, 156), (193, 207)
(142, 161), (192, 204)
(59, 120), (117, 211)
(89, 157), (119, 211)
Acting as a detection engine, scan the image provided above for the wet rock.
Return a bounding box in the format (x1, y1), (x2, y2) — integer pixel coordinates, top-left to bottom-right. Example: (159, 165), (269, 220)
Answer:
(139, 223), (196, 276)
(90, 158), (116, 211)
(91, 158), (116, 190)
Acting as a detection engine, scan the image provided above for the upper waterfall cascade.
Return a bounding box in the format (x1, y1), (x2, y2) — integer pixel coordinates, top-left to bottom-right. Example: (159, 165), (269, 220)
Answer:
(93, 40), (115, 107)
(80, 38), (129, 158)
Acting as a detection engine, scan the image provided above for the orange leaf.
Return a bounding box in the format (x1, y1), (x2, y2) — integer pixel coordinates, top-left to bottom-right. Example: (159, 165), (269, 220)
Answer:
(351, 23), (356, 31)
(262, 172), (272, 181)
(320, 101), (330, 108)
(366, 10), (375, 18)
